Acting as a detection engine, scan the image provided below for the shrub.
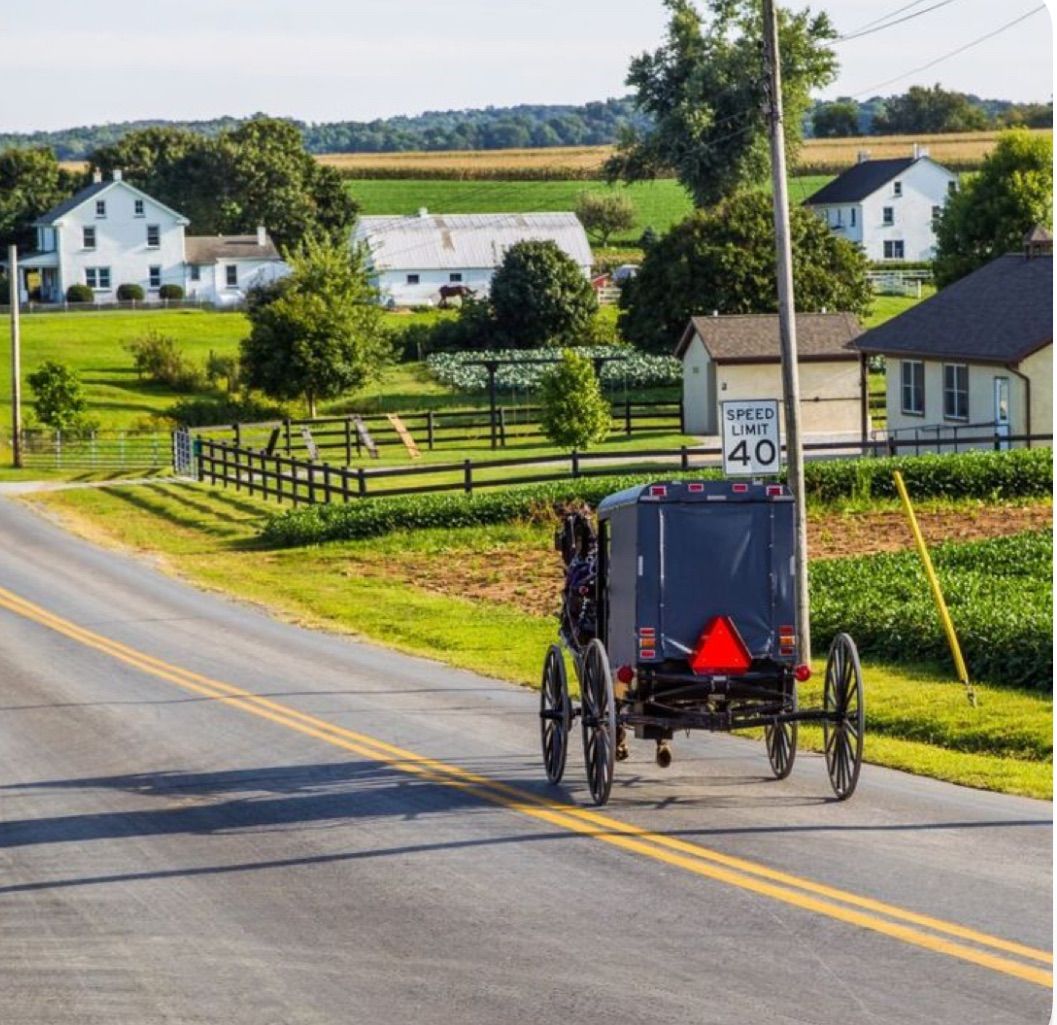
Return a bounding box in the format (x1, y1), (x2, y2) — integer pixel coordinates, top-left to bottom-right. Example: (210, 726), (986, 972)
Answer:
(116, 283), (145, 301)
(538, 349), (611, 449)
(205, 351), (242, 393)
(166, 394), (286, 427)
(26, 361), (96, 434)
(159, 283), (184, 300)
(66, 283), (94, 303)
(575, 191), (636, 246)
(125, 330), (204, 391)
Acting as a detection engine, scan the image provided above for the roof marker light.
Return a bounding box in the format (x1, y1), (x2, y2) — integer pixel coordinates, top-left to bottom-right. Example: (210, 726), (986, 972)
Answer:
(649, 485), (668, 498)
(687, 482), (705, 493)
(766, 485), (784, 497)
(731, 483), (749, 494)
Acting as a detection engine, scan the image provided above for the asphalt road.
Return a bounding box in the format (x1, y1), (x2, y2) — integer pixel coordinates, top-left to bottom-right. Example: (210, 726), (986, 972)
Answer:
(0, 496), (1051, 1024)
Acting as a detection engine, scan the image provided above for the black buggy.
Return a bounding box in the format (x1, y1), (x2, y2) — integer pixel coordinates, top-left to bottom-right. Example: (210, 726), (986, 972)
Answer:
(540, 479), (865, 806)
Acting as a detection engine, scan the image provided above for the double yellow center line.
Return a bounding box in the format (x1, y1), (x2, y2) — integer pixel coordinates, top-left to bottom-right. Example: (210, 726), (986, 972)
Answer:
(0, 582), (1050, 989)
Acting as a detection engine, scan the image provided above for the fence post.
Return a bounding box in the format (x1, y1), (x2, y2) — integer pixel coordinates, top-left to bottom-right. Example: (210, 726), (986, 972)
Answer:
(322, 463), (331, 503)
(233, 422), (242, 449)
(887, 436), (897, 458)
(994, 429), (1001, 452)
(625, 400), (632, 436)
(308, 461), (316, 503)
(291, 456), (299, 507)
(275, 454), (283, 504)
(680, 445), (689, 471)
(463, 459), (473, 494)
(246, 447), (255, 496)
(499, 407), (507, 447)
(357, 466), (367, 497)
(221, 442), (229, 489)
(427, 411), (435, 451)
(344, 417), (353, 465)
(260, 451), (268, 500)
(678, 397), (685, 434)
(571, 449), (580, 478)
(283, 418), (292, 454)
(341, 467), (351, 503)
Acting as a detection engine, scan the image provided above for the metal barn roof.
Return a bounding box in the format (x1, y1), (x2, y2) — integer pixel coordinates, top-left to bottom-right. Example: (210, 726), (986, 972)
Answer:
(353, 211), (593, 272)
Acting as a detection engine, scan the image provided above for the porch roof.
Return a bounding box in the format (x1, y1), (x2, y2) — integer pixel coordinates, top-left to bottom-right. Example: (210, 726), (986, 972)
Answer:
(16, 252), (59, 270)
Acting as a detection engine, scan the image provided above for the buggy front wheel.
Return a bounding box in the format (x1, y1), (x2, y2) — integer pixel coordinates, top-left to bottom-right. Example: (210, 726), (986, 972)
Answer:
(823, 634), (865, 800)
(765, 713), (797, 781)
(580, 639), (616, 806)
(540, 645), (571, 785)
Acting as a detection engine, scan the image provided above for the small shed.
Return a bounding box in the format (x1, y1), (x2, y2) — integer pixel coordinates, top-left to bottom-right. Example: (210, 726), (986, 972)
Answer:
(675, 313), (864, 436)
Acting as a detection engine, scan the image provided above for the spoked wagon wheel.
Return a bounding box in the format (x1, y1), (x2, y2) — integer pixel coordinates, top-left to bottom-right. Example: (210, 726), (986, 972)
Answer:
(540, 644), (571, 785)
(580, 639), (617, 806)
(823, 633), (865, 800)
(764, 695), (798, 781)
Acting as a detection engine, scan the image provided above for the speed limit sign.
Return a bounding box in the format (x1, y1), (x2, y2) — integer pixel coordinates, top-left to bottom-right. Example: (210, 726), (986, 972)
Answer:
(720, 400), (782, 477)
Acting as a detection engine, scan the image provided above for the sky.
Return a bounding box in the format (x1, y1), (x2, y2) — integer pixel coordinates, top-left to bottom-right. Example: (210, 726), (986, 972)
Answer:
(0, 0), (1052, 133)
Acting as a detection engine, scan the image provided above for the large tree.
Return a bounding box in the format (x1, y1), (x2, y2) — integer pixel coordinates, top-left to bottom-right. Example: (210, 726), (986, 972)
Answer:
(619, 190), (872, 353)
(89, 117), (358, 250)
(933, 129), (1053, 287)
(605, 0), (837, 207)
(240, 238), (390, 416)
(490, 240), (598, 348)
(812, 100), (860, 138)
(0, 147), (84, 251)
(873, 84), (988, 135)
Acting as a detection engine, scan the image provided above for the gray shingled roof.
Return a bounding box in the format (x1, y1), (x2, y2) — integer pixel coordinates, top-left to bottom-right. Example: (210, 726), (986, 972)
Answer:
(853, 253), (1052, 364)
(675, 313), (862, 364)
(804, 157), (917, 206)
(185, 235), (281, 264)
(33, 181), (112, 225)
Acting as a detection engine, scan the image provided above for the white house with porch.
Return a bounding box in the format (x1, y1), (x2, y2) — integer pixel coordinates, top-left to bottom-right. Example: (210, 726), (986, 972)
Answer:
(804, 148), (958, 262)
(15, 172), (287, 306)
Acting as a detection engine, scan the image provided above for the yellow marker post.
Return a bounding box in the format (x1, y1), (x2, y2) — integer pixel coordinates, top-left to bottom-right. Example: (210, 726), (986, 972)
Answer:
(893, 471), (976, 706)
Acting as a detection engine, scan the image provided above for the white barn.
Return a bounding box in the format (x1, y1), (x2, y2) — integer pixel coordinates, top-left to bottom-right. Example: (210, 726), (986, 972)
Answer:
(804, 150), (958, 262)
(16, 171), (288, 306)
(352, 210), (593, 307)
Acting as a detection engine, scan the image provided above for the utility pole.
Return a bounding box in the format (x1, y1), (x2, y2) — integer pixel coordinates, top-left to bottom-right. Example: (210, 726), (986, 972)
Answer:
(8, 245), (22, 469)
(762, 0), (810, 659)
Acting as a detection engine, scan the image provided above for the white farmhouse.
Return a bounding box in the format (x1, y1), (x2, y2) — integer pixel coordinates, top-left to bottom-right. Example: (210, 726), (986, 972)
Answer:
(352, 210), (593, 307)
(804, 149), (958, 262)
(16, 171), (287, 306)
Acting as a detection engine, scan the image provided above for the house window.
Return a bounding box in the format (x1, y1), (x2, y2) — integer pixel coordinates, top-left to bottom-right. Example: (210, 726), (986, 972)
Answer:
(883, 240), (905, 260)
(146, 224), (160, 248)
(882, 207), (894, 225)
(148, 265), (161, 289)
(189, 265), (200, 282)
(225, 265), (238, 287)
(850, 208), (856, 227)
(449, 273), (463, 283)
(948, 180), (958, 195)
(95, 200), (106, 217)
(134, 199), (144, 217)
(834, 209), (843, 227)
(931, 205), (942, 224)
(83, 226), (96, 249)
(943, 364), (969, 420)
(893, 181), (902, 197)
(900, 360), (924, 416)
(406, 273), (420, 285)
(85, 267), (111, 290)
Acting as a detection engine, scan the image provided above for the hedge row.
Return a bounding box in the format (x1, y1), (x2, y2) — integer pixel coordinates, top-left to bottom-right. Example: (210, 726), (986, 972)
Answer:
(811, 530), (1052, 689)
(259, 448), (1052, 548)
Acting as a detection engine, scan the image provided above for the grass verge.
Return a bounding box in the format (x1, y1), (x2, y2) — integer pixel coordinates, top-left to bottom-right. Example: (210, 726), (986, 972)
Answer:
(25, 481), (1052, 800)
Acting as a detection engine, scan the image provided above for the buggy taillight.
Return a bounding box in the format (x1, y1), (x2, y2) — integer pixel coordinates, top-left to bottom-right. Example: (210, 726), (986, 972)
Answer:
(795, 664), (812, 682)
(649, 485), (667, 498)
(766, 485), (784, 497)
(616, 665), (635, 684)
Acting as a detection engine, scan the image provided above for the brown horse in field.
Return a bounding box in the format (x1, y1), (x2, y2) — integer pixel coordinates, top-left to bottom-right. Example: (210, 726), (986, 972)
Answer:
(438, 284), (475, 308)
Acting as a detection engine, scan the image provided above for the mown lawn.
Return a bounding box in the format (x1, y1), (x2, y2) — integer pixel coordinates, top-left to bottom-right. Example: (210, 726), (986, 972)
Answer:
(29, 482), (1052, 799)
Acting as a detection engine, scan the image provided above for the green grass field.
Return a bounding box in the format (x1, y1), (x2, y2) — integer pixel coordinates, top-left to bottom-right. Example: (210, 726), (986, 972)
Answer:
(30, 483), (1052, 799)
(349, 176), (834, 241)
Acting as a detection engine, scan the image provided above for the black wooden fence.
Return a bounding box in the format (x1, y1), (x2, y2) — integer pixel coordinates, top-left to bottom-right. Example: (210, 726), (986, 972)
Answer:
(185, 431), (1052, 506)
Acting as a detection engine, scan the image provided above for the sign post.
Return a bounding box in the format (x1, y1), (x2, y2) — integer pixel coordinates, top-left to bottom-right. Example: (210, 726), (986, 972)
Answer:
(8, 245), (22, 469)
(720, 399), (781, 478)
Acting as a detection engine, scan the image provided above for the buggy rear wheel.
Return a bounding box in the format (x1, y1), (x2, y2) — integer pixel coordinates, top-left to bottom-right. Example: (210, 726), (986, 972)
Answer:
(580, 639), (616, 806)
(540, 644), (571, 785)
(823, 634), (865, 800)
(765, 711), (797, 781)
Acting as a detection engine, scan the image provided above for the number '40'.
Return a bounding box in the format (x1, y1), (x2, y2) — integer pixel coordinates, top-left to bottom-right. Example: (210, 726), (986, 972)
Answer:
(729, 439), (777, 466)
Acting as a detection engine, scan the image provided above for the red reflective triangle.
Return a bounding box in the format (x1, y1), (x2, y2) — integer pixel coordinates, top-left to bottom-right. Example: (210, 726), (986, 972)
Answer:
(690, 616), (752, 675)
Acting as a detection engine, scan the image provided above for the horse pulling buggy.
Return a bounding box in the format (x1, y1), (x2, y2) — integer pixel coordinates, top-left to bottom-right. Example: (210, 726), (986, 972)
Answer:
(540, 479), (864, 805)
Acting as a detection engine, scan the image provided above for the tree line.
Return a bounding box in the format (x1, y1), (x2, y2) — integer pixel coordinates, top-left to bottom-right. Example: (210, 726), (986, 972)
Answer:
(1, 88), (1048, 162)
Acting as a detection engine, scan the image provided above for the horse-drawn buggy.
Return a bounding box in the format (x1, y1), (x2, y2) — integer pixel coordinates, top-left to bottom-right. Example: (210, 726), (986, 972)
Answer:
(540, 479), (864, 805)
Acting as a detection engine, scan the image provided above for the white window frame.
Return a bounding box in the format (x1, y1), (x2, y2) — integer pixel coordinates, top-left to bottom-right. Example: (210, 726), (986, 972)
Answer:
(148, 265), (162, 289)
(850, 208), (856, 227)
(146, 224), (161, 248)
(189, 265), (201, 282)
(83, 226), (96, 249)
(406, 273), (420, 285)
(900, 360), (924, 417)
(449, 272), (463, 283)
(85, 267), (111, 290)
(883, 240), (905, 260)
(225, 265), (238, 288)
(893, 181), (902, 197)
(134, 199), (145, 217)
(95, 200), (106, 218)
(882, 207), (894, 226)
(943, 363), (969, 421)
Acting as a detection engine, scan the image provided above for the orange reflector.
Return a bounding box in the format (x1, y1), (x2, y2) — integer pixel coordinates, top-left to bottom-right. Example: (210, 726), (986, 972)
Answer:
(690, 616), (752, 676)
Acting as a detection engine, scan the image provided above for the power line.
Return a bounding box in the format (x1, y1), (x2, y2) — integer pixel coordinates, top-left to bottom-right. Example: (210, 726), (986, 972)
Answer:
(842, 0), (934, 35)
(837, 0), (962, 42)
(852, 5), (1046, 97)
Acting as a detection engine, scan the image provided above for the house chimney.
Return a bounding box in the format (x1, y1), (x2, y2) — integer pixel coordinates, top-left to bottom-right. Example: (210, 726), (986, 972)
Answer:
(856, 150), (871, 164)
(112, 168), (123, 181)
(256, 225), (267, 247)
(92, 169), (103, 184)
(912, 144), (929, 160)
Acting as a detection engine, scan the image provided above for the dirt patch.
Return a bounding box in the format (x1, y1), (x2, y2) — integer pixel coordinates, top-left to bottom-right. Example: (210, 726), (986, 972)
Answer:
(381, 502), (1052, 618)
